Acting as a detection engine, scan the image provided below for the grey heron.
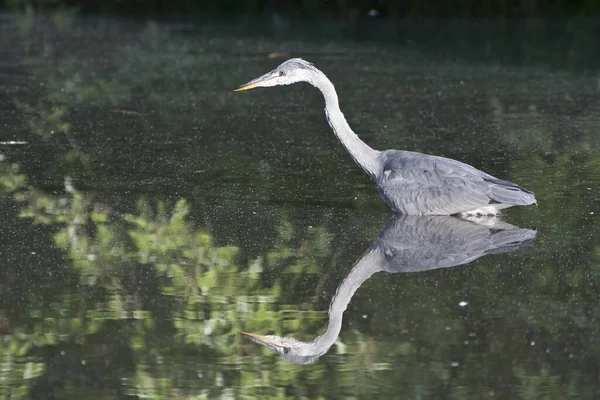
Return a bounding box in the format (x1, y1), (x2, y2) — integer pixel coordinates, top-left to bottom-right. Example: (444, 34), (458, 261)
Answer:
(235, 58), (537, 216)
(240, 215), (536, 364)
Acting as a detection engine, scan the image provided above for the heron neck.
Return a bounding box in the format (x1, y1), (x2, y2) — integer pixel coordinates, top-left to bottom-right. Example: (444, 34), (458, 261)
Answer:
(311, 73), (381, 178)
(309, 247), (383, 355)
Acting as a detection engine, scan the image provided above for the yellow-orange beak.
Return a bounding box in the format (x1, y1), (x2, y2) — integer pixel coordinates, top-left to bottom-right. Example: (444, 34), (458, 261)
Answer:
(239, 331), (282, 350)
(234, 81), (261, 92)
(234, 74), (274, 92)
(240, 331), (272, 343)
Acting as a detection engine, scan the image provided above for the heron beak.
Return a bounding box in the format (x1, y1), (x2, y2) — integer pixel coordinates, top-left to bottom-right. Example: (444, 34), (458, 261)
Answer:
(239, 331), (282, 351)
(234, 73), (274, 92)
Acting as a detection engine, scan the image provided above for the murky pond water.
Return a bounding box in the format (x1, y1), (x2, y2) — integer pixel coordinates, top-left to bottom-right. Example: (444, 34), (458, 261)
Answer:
(0, 12), (599, 398)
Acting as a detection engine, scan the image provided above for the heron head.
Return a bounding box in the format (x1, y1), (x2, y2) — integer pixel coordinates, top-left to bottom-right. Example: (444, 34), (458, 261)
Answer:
(239, 331), (322, 364)
(234, 58), (318, 92)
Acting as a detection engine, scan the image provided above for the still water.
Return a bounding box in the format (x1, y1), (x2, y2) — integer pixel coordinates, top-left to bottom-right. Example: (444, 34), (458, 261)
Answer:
(0, 12), (599, 399)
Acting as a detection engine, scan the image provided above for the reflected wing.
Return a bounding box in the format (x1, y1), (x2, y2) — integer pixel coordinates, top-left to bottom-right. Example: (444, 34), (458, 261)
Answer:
(377, 215), (536, 273)
(377, 150), (534, 215)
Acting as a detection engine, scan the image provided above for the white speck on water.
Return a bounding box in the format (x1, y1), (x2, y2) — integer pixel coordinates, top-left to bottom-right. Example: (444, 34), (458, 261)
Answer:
(530, 341), (535, 346)
(459, 301), (468, 307)
(362, 314), (368, 319)
(81, 359), (86, 365)
(451, 361), (460, 367)
(445, 326), (451, 331)
(0, 141), (27, 145)
(61, 350), (65, 355)
(31, 252), (36, 255)
(468, 332), (476, 337)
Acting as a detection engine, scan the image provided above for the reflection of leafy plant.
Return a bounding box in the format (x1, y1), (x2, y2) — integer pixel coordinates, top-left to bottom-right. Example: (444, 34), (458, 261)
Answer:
(266, 217), (332, 274)
(0, 161), (329, 398)
(516, 367), (577, 399)
(16, 101), (70, 140)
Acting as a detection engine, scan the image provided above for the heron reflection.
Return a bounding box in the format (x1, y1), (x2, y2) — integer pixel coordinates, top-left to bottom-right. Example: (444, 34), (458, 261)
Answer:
(240, 215), (536, 364)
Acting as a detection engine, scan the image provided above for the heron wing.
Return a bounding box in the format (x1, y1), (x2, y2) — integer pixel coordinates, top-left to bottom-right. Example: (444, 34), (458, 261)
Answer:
(377, 150), (529, 215)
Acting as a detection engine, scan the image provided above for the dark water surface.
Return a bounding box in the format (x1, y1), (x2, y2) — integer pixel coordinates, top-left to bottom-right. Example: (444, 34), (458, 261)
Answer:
(0, 12), (599, 399)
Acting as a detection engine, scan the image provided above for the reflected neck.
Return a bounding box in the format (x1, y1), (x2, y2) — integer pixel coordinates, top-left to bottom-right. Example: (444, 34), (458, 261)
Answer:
(309, 72), (381, 178)
(308, 247), (383, 355)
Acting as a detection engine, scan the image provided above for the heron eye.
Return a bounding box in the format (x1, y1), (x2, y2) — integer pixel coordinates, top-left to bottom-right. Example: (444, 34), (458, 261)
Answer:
(283, 347), (290, 354)
(279, 70), (286, 76)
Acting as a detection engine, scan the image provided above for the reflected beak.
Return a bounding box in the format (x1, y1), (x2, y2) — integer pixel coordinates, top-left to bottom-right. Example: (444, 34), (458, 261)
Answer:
(234, 73), (274, 92)
(239, 331), (282, 351)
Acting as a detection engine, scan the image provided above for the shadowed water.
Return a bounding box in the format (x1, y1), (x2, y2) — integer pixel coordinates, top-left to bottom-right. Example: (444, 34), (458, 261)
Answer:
(0, 12), (599, 399)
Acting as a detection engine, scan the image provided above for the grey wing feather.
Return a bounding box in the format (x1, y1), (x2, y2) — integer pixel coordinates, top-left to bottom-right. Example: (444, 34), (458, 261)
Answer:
(377, 150), (536, 215)
(483, 177), (536, 205)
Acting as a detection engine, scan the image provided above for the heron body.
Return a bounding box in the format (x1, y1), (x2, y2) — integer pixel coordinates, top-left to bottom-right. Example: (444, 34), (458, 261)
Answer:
(235, 58), (537, 216)
(376, 150), (535, 215)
